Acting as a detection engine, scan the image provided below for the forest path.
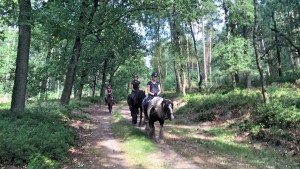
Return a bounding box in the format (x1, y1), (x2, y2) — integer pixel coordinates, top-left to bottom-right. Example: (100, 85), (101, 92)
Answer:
(63, 104), (255, 169)
(64, 103), (201, 169)
(64, 104), (128, 169)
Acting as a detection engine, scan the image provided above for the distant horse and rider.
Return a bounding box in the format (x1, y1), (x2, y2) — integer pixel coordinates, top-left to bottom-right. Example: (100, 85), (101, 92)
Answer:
(105, 84), (114, 114)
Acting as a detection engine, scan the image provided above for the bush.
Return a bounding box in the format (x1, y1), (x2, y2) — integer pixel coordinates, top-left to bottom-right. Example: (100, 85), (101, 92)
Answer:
(0, 101), (89, 167)
(176, 89), (261, 114)
(196, 111), (216, 122)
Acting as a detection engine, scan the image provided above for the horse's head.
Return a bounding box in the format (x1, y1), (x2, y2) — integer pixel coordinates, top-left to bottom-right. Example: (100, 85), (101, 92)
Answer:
(161, 99), (174, 120)
(139, 90), (146, 98)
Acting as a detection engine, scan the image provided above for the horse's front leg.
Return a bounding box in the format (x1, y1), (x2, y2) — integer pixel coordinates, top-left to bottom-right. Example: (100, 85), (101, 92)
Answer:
(145, 117), (150, 134)
(139, 108), (143, 127)
(149, 119), (155, 140)
(142, 107), (148, 126)
(158, 119), (165, 143)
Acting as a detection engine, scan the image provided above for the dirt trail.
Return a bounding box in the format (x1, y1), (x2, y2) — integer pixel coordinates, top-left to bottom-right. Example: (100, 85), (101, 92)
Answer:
(65, 104), (201, 169)
(63, 104), (255, 169)
(118, 106), (201, 169)
(64, 104), (128, 169)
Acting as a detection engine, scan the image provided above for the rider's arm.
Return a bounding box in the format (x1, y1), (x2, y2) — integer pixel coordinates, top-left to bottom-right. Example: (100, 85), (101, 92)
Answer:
(147, 85), (154, 96)
(130, 83), (134, 90)
(158, 84), (161, 95)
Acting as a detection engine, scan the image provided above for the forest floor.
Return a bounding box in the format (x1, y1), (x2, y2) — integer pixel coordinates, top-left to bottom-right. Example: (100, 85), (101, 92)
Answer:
(63, 103), (271, 169)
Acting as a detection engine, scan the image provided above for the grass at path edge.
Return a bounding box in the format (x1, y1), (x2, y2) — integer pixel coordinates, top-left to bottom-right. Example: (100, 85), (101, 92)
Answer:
(111, 108), (171, 169)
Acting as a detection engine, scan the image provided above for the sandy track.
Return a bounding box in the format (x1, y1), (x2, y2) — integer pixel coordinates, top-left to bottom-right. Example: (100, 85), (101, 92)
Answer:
(64, 104), (128, 169)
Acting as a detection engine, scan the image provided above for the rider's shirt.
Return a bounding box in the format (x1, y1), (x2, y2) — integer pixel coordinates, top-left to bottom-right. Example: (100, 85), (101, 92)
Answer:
(131, 80), (140, 91)
(147, 81), (160, 95)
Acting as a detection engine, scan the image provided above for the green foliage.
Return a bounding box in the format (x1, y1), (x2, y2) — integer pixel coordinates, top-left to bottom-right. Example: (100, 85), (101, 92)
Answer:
(213, 37), (254, 76)
(27, 154), (59, 169)
(176, 82), (300, 153)
(177, 89), (261, 114)
(252, 85), (300, 129)
(0, 100), (91, 167)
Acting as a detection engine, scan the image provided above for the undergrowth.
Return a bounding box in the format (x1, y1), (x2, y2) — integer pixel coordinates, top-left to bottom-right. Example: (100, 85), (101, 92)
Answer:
(175, 83), (300, 155)
(0, 99), (92, 168)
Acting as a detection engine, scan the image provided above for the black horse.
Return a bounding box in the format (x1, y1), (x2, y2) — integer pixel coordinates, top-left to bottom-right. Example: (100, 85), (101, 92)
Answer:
(127, 90), (146, 126)
(143, 96), (174, 143)
(106, 94), (114, 114)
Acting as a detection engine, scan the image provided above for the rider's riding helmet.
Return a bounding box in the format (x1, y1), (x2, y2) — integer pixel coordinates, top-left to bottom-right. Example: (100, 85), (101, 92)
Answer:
(151, 72), (158, 77)
(107, 84), (112, 89)
(133, 74), (139, 78)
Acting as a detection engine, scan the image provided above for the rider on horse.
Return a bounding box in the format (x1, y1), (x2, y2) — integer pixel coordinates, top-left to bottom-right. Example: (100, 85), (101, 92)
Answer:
(144, 72), (161, 104)
(105, 84), (114, 104)
(130, 74), (141, 99)
(147, 72), (161, 97)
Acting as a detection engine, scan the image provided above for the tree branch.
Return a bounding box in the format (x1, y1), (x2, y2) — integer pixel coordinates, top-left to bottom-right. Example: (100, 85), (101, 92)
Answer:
(270, 28), (300, 52)
(90, 6), (166, 35)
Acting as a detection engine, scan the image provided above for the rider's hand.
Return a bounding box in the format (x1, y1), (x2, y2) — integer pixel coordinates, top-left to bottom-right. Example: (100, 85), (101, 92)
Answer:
(154, 93), (157, 96)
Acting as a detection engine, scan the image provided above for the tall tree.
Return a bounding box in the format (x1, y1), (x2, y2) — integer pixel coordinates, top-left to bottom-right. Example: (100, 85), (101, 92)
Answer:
(186, 30), (192, 92)
(253, 0), (269, 103)
(271, 11), (282, 77)
(60, 0), (99, 105)
(190, 22), (202, 92)
(202, 17), (208, 86)
(11, 0), (32, 113)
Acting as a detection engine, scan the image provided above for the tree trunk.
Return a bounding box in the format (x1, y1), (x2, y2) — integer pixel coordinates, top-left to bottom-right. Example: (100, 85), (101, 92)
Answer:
(157, 62), (164, 92)
(186, 32), (192, 92)
(272, 11), (282, 77)
(92, 73), (98, 97)
(202, 17), (207, 86)
(242, 25), (252, 88)
(289, 47), (295, 72)
(179, 39), (186, 95)
(223, 0), (231, 40)
(60, 36), (82, 105)
(100, 59), (108, 97)
(76, 68), (87, 100)
(232, 73), (237, 89)
(190, 22), (202, 92)
(173, 61), (180, 94)
(11, 0), (32, 114)
(180, 66), (186, 95)
(60, 0), (98, 105)
(40, 44), (53, 101)
(245, 72), (252, 88)
(253, 0), (269, 104)
(170, 4), (182, 94)
(209, 26), (213, 89)
(261, 38), (271, 76)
